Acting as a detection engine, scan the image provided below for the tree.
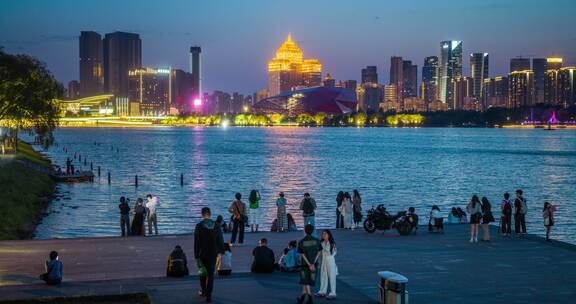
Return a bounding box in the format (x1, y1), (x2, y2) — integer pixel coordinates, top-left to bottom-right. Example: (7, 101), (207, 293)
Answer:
(0, 48), (63, 149)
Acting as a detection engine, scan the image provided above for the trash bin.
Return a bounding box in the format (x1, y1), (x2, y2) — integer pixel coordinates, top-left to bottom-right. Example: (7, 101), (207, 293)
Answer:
(377, 271), (408, 304)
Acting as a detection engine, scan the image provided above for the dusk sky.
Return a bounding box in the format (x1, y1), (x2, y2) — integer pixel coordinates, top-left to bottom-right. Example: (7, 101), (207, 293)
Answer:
(1, 0), (575, 94)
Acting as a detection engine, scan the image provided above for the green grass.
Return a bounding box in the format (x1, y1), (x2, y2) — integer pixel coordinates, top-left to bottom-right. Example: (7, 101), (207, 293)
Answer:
(15, 141), (51, 168)
(0, 293), (152, 304)
(0, 161), (54, 240)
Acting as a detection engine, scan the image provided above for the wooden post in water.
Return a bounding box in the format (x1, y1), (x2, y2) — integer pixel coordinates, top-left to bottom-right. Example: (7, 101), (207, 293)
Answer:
(90, 162), (93, 171)
(180, 173), (184, 186)
(107, 172), (111, 184)
(84, 158), (87, 166)
(135, 175), (138, 187)
(78, 155), (81, 162)
(98, 166), (101, 176)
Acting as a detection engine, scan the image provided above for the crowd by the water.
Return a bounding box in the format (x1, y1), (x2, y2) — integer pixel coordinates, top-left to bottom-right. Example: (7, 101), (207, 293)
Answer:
(37, 188), (558, 303)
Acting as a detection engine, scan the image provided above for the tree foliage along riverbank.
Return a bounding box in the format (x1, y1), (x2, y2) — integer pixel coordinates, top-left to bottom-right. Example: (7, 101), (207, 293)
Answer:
(0, 141), (54, 240)
(161, 105), (576, 127)
(0, 48), (63, 150)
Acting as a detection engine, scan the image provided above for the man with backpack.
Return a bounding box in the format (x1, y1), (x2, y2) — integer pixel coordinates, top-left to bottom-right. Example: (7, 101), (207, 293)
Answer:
(500, 192), (513, 236)
(514, 189), (528, 236)
(300, 193), (317, 236)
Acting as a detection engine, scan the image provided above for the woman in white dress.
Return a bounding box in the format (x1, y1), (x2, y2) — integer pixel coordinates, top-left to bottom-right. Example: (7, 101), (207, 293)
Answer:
(315, 229), (338, 299)
(339, 192), (354, 229)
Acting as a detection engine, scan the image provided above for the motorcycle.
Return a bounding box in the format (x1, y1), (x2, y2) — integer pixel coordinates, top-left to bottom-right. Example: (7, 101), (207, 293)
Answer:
(363, 205), (414, 235)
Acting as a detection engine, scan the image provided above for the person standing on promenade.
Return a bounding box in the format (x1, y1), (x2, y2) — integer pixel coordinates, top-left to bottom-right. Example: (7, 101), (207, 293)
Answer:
(352, 189), (362, 229)
(131, 198), (147, 236)
(248, 190), (261, 232)
(228, 193), (247, 246)
(514, 189), (528, 236)
(340, 192), (353, 229)
(467, 195), (482, 243)
(40, 251), (62, 285)
(335, 191), (344, 229)
(118, 196), (131, 236)
(542, 202), (557, 241)
(146, 194), (159, 235)
(276, 192), (288, 232)
(300, 193), (317, 235)
(480, 197), (495, 242)
(194, 207), (225, 303)
(315, 229), (338, 300)
(500, 192), (513, 236)
(65, 158), (71, 175)
(297, 224), (322, 304)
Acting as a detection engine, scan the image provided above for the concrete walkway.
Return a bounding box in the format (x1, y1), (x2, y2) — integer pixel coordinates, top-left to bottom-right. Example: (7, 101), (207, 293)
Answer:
(1, 224), (575, 303)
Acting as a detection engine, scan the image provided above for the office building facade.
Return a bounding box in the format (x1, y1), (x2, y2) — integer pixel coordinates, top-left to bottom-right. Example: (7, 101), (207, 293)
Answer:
(438, 40), (462, 108)
(189, 46), (202, 101)
(79, 31), (104, 97)
(103, 32), (142, 98)
(508, 70), (534, 108)
(421, 56), (439, 104)
(361, 66), (378, 84)
(128, 67), (171, 116)
(469, 53), (489, 103)
(510, 58), (530, 73)
(402, 60), (418, 99)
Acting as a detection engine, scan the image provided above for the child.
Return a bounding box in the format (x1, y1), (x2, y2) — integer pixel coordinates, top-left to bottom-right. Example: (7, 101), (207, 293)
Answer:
(40, 251), (62, 285)
(279, 240), (300, 272)
(216, 243), (233, 275)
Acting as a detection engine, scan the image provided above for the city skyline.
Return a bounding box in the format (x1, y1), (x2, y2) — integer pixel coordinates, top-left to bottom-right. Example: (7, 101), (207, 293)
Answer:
(1, 0), (576, 94)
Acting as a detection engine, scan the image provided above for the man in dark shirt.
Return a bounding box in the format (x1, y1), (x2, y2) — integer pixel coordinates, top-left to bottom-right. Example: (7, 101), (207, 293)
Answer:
(514, 189), (528, 235)
(251, 238), (275, 273)
(118, 196), (130, 236)
(297, 224), (322, 304)
(194, 207), (225, 303)
(407, 207), (419, 232)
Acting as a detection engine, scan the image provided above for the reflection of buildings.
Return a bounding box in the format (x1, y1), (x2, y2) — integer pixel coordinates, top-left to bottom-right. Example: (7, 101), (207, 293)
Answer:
(253, 86), (357, 116)
(508, 70), (534, 108)
(267, 34), (322, 96)
(438, 40), (462, 107)
(545, 67), (576, 108)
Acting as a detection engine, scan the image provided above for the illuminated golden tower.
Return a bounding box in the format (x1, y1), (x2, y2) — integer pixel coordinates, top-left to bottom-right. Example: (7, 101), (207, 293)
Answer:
(268, 34), (322, 96)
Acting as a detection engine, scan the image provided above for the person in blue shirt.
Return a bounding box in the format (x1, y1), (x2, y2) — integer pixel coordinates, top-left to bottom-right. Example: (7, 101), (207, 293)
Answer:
(279, 240), (301, 272)
(40, 251), (62, 285)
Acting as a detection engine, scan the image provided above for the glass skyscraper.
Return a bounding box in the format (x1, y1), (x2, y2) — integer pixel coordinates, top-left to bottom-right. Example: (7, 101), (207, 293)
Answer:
(438, 40), (462, 108)
(469, 53), (489, 104)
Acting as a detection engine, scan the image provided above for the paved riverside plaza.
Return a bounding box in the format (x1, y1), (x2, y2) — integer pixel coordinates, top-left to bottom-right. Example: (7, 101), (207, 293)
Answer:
(1, 224), (575, 303)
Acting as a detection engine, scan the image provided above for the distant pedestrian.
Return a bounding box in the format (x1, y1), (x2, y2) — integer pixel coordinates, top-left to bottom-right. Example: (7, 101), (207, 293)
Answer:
(118, 196), (131, 236)
(543, 202), (557, 241)
(315, 229), (338, 300)
(248, 190), (261, 232)
(467, 195), (482, 243)
(131, 198), (146, 236)
(276, 192), (288, 232)
(65, 158), (71, 175)
(194, 207), (225, 303)
(481, 197), (495, 242)
(428, 205), (444, 232)
(216, 243), (233, 276)
(251, 238), (275, 273)
(514, 189), (528, 236)
(339, 192), (353, 229)
(146, 194), (159, 235)
(166, 245), (189, 277)
(352, 189), (362, 229)
(335, 191), (344, 229)
(39, 251), (62, 285)
(297, 224), (322, 304)
(500, 192), (513, 236)
(228, 193), (247, 246)
(300, 193), (317, 235)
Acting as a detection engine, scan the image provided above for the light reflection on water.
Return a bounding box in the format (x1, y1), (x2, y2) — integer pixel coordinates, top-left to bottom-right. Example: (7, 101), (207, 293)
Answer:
(33, 127), (576, 244)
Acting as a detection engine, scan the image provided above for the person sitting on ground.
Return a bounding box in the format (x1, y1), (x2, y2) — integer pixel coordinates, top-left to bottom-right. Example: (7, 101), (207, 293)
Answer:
(287, 213), (298, 231)
(428, 205), (444, 232)
(251, 238), (275, 273)
(448, 207), (460, 223)
(407, 207), (419, 231)
(216, 243), (233, 275)
(167, 245), (189, 277)
(215, 215), (230, 233)
(40, 251), (62, 285)
(279, 240), (301, 272)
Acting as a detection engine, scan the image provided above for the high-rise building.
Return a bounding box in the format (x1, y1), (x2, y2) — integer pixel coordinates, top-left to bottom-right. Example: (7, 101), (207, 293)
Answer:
(421, 56), (438, 104)
(361, 66), (378, 84)
(546, 57), (563, 70)
(469, 53), (489, 103)
(452, 77), (472, 110)
(267, 34), (322, 96)
(532, 58), (547, 103)
(510, 58), (530, 73)
(323, 73), (336, 87)
(128, 67), (171, 116)
(482, 77), (509, 108)
(68, 80), (80, 100)
(384, 84), (398, 102)
(189, 46), (202, 101)
(389, 56), (403, 101)
(508, 70), (534, 108)
(343, 80), (357, 92)
(438, 40), (462, 108)
(79, 31), (103, 97)
(172, 69), (195, 113)
(357, 83), (382, 112)
(402, 60), (418, 99)
(545, 67), (576, 108)
(103, 32), (142, 98)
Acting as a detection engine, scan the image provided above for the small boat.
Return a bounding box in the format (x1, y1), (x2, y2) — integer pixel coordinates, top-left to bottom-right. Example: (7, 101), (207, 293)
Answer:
(51, 171), (95, 182)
